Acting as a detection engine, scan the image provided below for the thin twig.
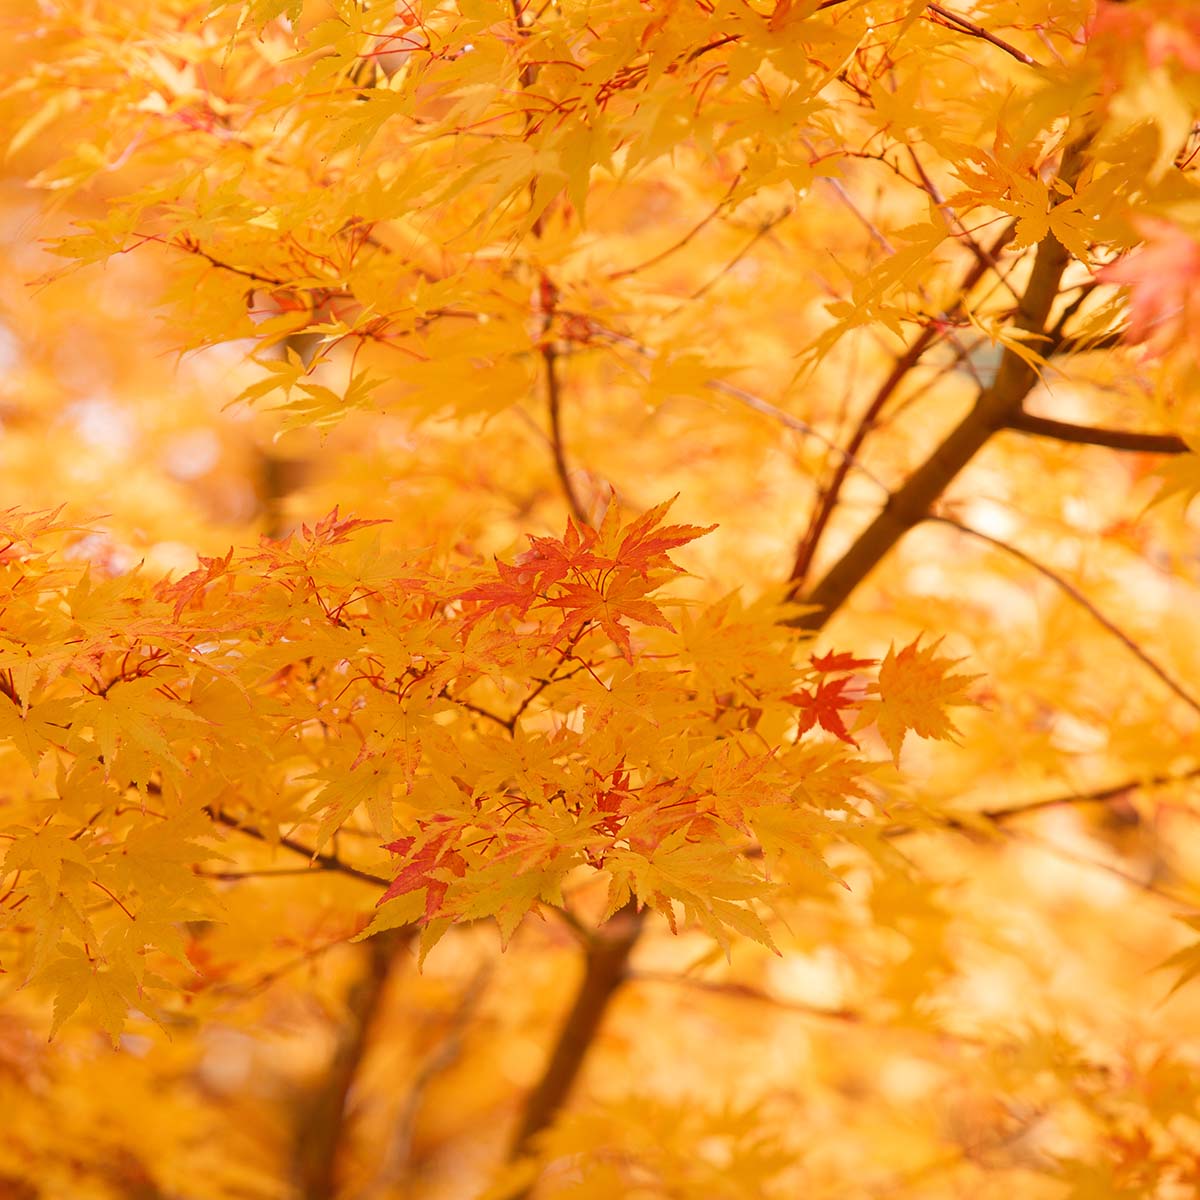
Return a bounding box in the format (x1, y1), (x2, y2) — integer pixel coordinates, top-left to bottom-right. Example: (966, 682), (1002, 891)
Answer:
(544, 342), (588, 524)
(906, 146), (1022, 302)
(687, 207), (793, 301)
(206, 808), (391, 887)
(607, 173), (743, 282)
(929, 515), (1200, 718)
(888, 766), (1200, 837)
(926, 3), (1037, 65)
(588, 325), (889, 491)
(629, 971), (861, 1023)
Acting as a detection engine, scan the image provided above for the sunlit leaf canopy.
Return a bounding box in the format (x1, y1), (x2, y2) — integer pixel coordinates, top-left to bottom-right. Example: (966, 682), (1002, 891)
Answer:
(2, 0), (1200, 1196)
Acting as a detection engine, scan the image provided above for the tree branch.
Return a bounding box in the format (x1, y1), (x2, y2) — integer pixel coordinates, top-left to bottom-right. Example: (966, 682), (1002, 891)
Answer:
(507, 904), (644, 1179)
(543, 341), (588, 525)
(294, 929), (409, 1199)
(887, 766), (1200, 837)
(1006, 413), (1188, 455)
(930, 514), (1200, 718)
(788, 222), (1017, 588)
(788, 139), (1088, 630)
(206, 808), (391, 888)
(926, 3), (1037, 66)
(629, 970), (861, 1024)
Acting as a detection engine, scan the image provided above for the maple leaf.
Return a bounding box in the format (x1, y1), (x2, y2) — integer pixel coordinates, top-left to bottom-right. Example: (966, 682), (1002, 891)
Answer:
(459, 558), (544, 621)
(858, 636), (981, 764)
(785, 676), (860, 745)
(39, 947), (141, 1045)
(605, 496), (716, 571)
(809, 650), (876, 673)
(155, 548), (234, 622)
(0, 693), (62, 770)
(1098, 217), (1200, 359)
(300, 507), (390, 548)
(379, 830), (467, 923)
(544, 570), (676, 661)
(1149, 445), (1200, 512)
(1155, 914), (1200, 999)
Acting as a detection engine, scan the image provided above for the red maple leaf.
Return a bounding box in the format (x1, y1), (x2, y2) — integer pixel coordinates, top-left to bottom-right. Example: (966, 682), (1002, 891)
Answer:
(459, 558), (541, 620)
(303, 507), (389, 546)
(785, 676), (860, 745)
(809, 649), (876, 673)
(156, 547), (234, 621)
(613, 498), (716, 571)
(544, 570), (675, 660)
(1098, 218), (1200, 359)
(379, 830), (466, 922)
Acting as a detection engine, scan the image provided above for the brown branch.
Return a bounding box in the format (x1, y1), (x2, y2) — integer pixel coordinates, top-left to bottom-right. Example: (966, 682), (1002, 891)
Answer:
(1006, 413), (1188, 454)
(980, 766), (1200, 824)
(607, 173), (742, 281)
(788, 139), (1088, 629)
(294, 929), (410, 1199)
(1002, 827), (1195, 906)
(194, 865), (355, 881)
(206, 808), (391, 888)
(364, 966), (493, 1196)
(930, 515), (1200, 717)
(629, 971), (992, 1047)
(167, 236), (287, 288)
(888, 766), (1200, 837)
(788, 221), (1017, 589)
(926, 3), (1037, 65)
(507, 904), (644, 1179)
(544, 341), (588, 524)
(630, 970), (861, 1024)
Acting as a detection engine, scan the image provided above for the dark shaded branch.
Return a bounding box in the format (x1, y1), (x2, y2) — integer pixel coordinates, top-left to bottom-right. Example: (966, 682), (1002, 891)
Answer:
(1052, 329), (1127, 355)
(1003, 827), (1194, 906)
(630, 971), (993, 1047)
(365, 966), (493, 1197)
(1006, 413), (1188, 455)
(980, 766), (1200, 825)
(789, 140), (1088, 630)
(507, 904), (644, 1172)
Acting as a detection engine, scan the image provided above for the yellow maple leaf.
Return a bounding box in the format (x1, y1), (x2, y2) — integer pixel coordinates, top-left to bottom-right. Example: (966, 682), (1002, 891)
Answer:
(858, 636), (980, 764)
